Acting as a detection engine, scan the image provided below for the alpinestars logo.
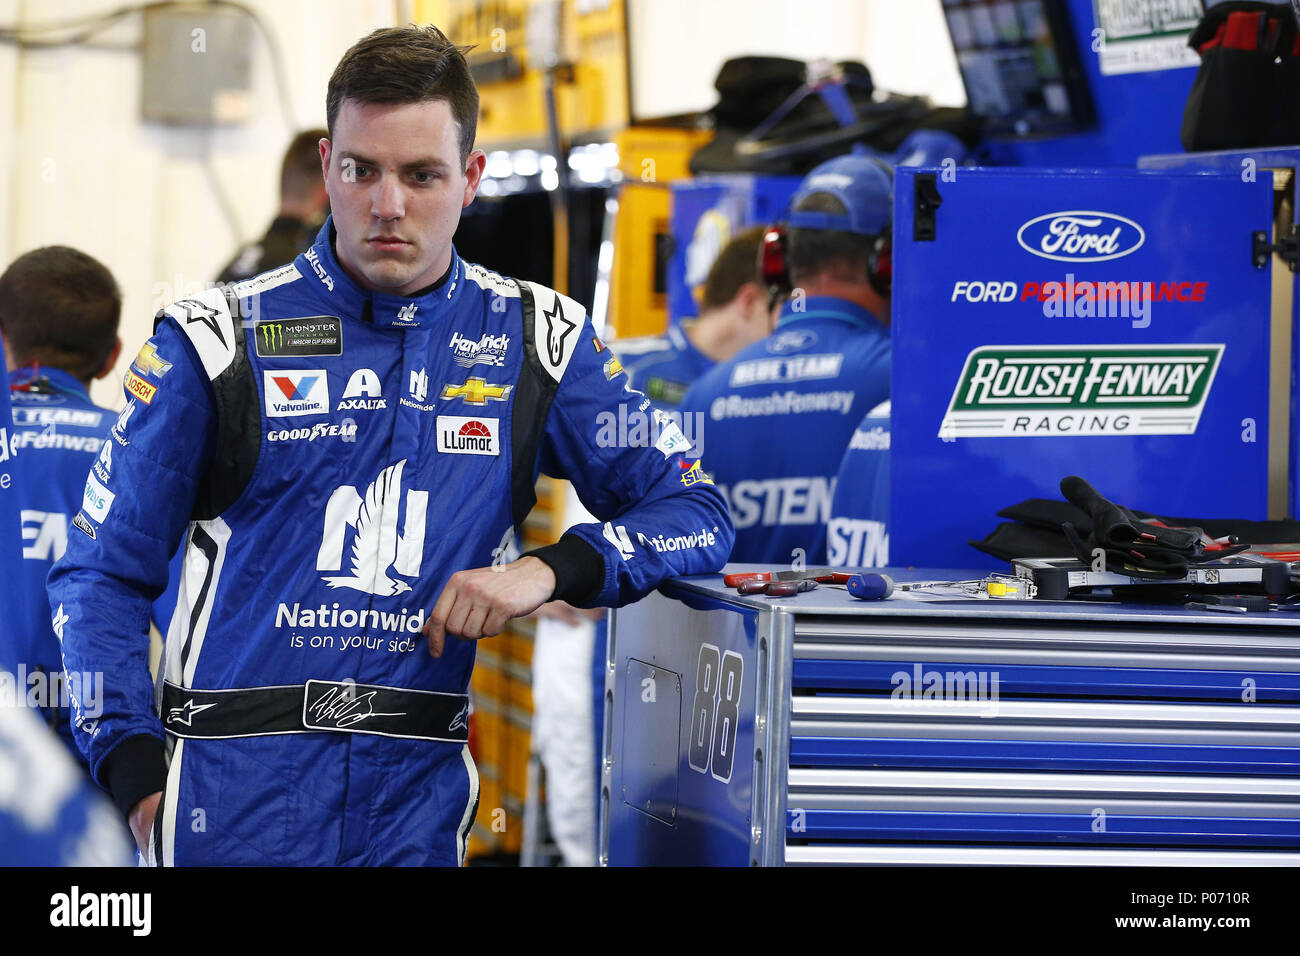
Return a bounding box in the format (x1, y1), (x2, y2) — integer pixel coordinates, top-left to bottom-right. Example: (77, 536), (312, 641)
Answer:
(939, 344), (1224, 437)
(171, 298), (227, 348)
(264, 370), (329, 417)
(338, 368), (387, 410)
(543, 295), (577, 367)
(317, 459), (428, 596)
(167, 699), (216, 727)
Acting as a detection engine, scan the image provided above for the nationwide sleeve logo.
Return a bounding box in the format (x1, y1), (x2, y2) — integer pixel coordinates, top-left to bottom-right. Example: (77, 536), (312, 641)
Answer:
(939, 344), (1225, 437)
(255, 316), (343, 357)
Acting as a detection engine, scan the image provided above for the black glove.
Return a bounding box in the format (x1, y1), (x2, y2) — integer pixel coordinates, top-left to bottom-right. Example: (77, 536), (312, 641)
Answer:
(1059, 475), (1246, 577)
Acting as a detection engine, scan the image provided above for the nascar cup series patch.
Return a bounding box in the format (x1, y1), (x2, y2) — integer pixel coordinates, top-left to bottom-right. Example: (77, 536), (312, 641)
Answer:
(939, 344), (1224, 438)
(254, 316), (343, 358)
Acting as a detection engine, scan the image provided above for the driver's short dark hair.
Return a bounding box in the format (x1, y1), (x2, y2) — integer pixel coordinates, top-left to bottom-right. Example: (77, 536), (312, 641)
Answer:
(787, 193), (879, 288)
(327, 25), (479, 167)
(0, 246), (120, 381)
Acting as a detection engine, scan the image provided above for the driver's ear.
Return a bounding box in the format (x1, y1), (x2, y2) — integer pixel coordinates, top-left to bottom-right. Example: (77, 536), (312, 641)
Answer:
(463, 149), (486, 206)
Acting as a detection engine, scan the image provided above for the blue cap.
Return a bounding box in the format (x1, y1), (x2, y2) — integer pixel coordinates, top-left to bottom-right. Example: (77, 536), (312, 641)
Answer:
(787, 153), (894, 237)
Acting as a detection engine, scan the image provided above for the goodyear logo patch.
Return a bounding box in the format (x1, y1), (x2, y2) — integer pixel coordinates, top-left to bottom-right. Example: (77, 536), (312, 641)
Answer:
(124, 370), (158, 405)
(255, 316), (343, 357)
(939, 344), (1224, 438)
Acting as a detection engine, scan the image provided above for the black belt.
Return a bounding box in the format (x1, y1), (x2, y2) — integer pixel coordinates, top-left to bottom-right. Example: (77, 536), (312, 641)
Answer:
(161, 680), (470, 742)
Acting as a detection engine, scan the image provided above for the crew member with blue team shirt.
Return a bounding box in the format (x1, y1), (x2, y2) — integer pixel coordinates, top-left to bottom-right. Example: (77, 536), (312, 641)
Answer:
(1, 246), (123, 765)
(679, 153), (894, 565)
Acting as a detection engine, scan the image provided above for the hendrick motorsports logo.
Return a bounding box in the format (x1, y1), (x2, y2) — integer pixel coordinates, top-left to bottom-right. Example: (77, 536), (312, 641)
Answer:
(939, 344), (1224, 437)
(1016, 211), (1145, 263)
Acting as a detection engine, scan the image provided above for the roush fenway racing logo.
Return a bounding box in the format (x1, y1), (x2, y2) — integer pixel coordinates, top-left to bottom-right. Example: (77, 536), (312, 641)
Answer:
(938, 344), (1224, 438)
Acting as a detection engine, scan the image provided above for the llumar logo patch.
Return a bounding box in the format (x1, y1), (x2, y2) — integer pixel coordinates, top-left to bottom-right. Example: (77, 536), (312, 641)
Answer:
(255, 316), (343, 357)
(939, 344), (1224, 437)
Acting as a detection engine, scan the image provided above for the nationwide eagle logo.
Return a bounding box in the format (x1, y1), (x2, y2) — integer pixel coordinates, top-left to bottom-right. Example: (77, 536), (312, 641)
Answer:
(318, 460), (428, 596)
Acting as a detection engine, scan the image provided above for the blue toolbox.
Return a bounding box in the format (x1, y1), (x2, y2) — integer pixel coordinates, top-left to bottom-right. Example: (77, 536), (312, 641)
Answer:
(602, 567), (1300, 865)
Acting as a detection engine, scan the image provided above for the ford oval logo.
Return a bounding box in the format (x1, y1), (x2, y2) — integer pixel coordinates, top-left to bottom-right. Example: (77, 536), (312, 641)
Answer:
(766, 329), (817, 354)
(1016, 210), (1145, 263)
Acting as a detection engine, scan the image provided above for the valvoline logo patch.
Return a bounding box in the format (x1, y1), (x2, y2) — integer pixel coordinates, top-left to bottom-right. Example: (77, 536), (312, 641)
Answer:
(264, 369), (329, 417)
(1016, 211), (1145, 263)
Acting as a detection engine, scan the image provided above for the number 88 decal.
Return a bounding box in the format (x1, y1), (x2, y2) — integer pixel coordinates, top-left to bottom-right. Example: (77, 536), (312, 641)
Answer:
(687, 643), (744, 783)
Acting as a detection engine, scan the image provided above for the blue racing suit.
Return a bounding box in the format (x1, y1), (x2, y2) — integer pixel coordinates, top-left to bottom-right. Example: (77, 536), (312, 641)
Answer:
(47, 218), (733, 866)
(826, 401), (890, 568)
(679, 296), (890, 565)
(4, 367), (113, 763)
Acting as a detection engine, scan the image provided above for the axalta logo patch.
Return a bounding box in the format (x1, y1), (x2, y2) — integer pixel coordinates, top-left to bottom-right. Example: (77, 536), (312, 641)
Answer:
(264, 370), (329, 417)
(939, 344), (1224, 437)
(437, 416), (500, 456)
(124, 370), (157, 405)
(338, 368), (386, 410)
(1016, 211), (1145, 263)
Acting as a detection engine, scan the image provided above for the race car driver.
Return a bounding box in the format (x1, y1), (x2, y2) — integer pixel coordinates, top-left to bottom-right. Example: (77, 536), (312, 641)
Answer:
(679, 153), (893, 565)
(49, 24), (733, 867)
(1, 246), (122, 764)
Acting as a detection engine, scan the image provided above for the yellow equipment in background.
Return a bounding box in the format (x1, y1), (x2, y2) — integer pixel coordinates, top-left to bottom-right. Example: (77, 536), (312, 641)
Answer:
(418, 0), (629, 150)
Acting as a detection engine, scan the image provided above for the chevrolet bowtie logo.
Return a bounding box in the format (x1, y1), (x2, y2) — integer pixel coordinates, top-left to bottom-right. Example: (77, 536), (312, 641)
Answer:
(440, 377), (513, 406)
(131, 342), (173, 378)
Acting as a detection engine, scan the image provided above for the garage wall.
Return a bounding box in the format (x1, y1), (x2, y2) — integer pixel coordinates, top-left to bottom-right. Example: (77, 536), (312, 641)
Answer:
(627, 0), (963, 119)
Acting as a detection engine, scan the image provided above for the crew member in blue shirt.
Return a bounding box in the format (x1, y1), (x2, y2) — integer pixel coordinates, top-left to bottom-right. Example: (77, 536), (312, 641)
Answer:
(1, 246), (122, 764)
(679, 153), (893, 565)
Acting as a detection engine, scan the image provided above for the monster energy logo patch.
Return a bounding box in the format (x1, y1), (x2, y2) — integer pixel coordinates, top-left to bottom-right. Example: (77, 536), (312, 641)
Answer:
(255, 316), (343, 357)
(939, 344), (1224, 437)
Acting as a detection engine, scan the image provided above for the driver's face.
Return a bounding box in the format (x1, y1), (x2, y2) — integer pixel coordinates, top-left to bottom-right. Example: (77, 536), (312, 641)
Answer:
(321, 98), (485, 297)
